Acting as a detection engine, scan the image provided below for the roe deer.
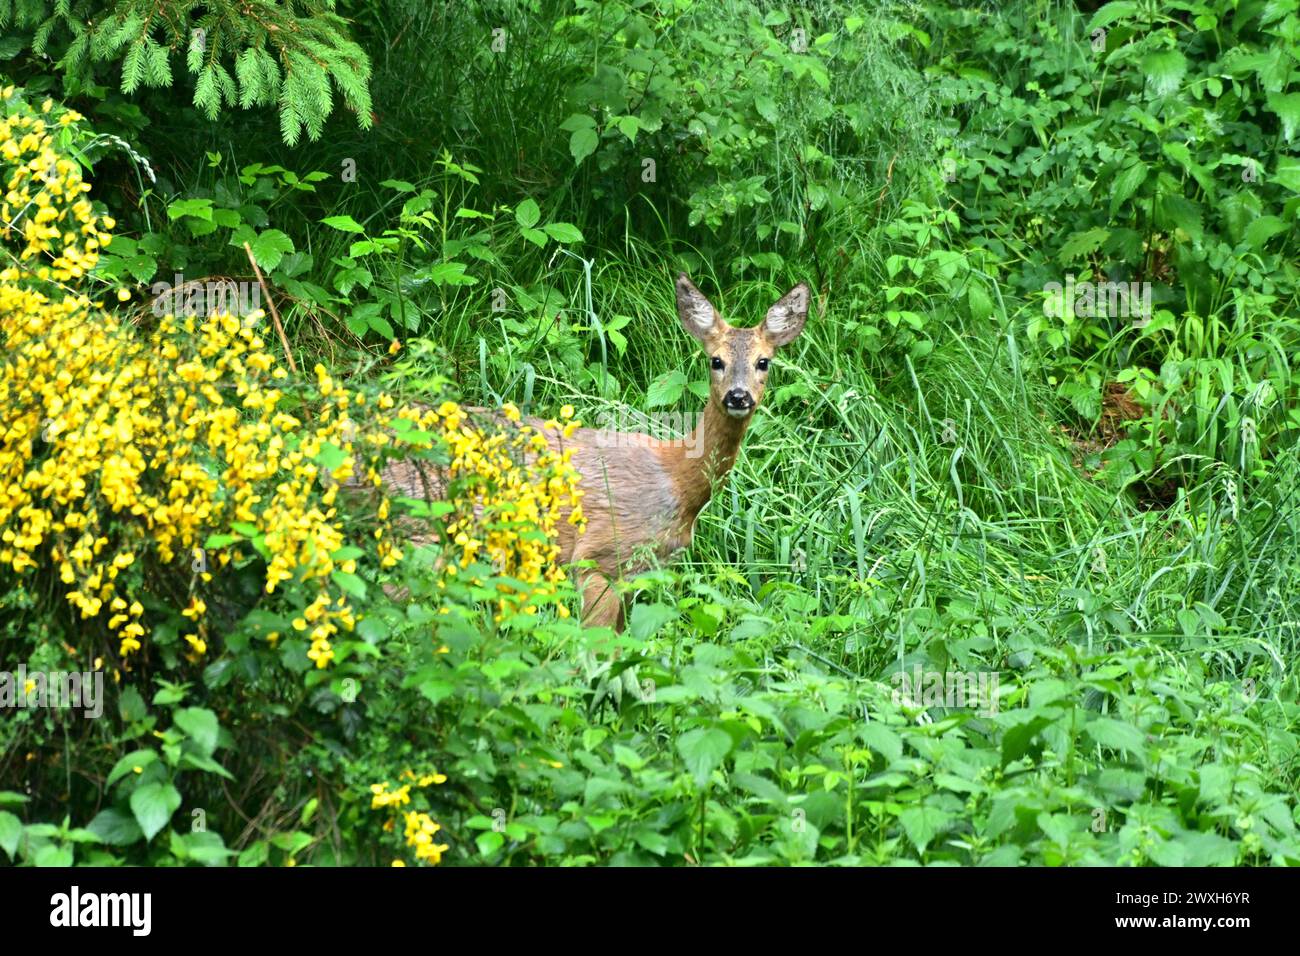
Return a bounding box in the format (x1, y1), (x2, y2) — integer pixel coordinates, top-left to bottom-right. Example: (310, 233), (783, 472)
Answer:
(547, 273), (809, 633)
(370, 273), (809, 635)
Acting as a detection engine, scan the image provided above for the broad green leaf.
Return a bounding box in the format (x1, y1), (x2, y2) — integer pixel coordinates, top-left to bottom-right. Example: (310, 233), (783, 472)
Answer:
(1266, 92), (1300, 143)
(899, 805), (950, 854)
(250, 229), (294, 271)
(0, 811), (21, 859)
(1142, 49), (1187, 97)
(676, 727), (733, 785)
(1110, 160), (1148, 215)
(515, 198), (540, 230)
(629, 602), (676, 640)
(1058, 227), (1110, 262)
(1086, 717), (1146, 757)
(129, 782), (182, 842)
(106, 749), (158, 788)
(542, 222), (584, 244)
(646, 370), (687, 407)
(87, 807), (143, 847)
(174, 707), (220, 756)
(321, 215), (366, 233)
(569, 127), (598, 165)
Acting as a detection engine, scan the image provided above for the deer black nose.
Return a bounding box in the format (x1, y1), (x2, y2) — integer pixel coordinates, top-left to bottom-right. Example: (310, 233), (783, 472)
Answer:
(723, 389), (754, 410)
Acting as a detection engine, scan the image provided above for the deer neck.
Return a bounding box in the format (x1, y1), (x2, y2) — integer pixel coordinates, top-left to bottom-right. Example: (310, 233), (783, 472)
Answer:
(666, 399), (752, 521)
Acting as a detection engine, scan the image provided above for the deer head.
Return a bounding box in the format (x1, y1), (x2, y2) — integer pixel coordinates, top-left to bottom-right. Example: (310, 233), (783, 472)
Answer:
(674, 273), (809, 420)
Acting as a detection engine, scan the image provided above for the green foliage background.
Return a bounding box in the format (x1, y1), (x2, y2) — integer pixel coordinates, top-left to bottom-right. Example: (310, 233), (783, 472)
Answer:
(2, 0), (1299, 866)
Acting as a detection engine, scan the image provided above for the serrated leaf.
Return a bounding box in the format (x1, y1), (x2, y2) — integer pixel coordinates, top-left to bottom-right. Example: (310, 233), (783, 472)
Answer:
(250, 229), (294, 271)
(676, 727), (733, 786)
(1087, 1), (1138, 32)
(515, 198), (540, 230)
(87, 807), (143, 847)
(1243, 215), (1287, 250)
(1085, 717), (1146, 757)
(899, 805), (950, 854)
(1266, 92), (1300, 143)
(130, 782), (182, 842)
(542, 222), (583, 243)
(174, 707), (220, 756)
(569, 127), (598, 164)
(106, 749), (158, 788)
(321, 215), (366, 233)
(629, 602), (675, 640)
(1143, 49), (1187, 97)
(645, 370), (687, 407)
(1110, 161), (1148, 215)
(0, 811), (21, 859)
(1058, 227), (1111, 263)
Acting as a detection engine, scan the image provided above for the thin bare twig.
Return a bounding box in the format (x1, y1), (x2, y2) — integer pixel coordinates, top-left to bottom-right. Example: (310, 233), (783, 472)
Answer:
(242, 241), (297, 373)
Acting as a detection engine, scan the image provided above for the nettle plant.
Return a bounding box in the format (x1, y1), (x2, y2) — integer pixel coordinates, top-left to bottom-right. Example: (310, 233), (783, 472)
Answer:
(318, 152), (586, 343)
(98, 151), (328, 298)
(925, 0), (1300, 485)
(551, 0), (937, 260)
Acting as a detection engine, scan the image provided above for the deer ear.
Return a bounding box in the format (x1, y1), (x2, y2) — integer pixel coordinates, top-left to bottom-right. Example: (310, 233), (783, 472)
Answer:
(675, 273), (721, 342)
(763, 282), (809, 347)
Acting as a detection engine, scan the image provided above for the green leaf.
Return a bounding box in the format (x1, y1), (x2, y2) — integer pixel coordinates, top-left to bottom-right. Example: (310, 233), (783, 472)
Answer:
(1156, 193), (1203, 242)
(178, 752), (236, 780)
(646, 370), (687, 407)
(424, 262), (475, 286)
(1142, 49), (1186, 97)
(899, 805), (950, 854)
(1243, 215), (1287, 250)
(1000, 714), (1055, 767)
(129, 782), (182, 842)
(967, 279), (993, 322)
(629, 602), (676, 640)
(1087, 1), (1139, 32)
(321, 215), (366, 233)
(0, 811), (21, 859)
(106, 749), (158, 788)
(331, 570), (368, 600)
(1110, 161), (1148, 215)
(1267, 93), (1300, 143)
(676, 727), (733, 786)
(615, 115), (640, 143)
(250, 229), (294, 271)
(87, 807), (143, 847)
(34, 844), (73, 867)
(569, 127), (598, 165)
(542, 222), (583, 243)
(1272, 162), (1300, 194)
(477, 830), (505, 856)
(1058, 227), (1110, 263)
(167, 198), (214, 221)
(174, 707), (220, 757)
(1085, 717), (1146, 757)
(515, 198), (540, 230)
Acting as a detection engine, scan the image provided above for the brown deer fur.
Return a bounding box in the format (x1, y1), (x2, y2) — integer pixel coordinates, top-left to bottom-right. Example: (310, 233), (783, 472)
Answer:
(373, 273), (809, 632)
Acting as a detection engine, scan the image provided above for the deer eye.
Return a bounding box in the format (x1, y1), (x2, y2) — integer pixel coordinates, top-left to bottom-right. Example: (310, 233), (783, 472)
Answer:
(710, 356), (725, 371)
(756, 357), (770, 372)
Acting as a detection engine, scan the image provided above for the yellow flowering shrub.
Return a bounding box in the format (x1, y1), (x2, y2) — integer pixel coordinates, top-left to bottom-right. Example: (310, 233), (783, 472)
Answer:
(370, 770), (450, 866)
(373, 399), (587, 620)
(1, 89), (587, 684)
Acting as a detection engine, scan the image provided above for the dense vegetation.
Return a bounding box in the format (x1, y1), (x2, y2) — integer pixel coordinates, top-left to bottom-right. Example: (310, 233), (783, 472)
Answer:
(1, 0), (1297, 866)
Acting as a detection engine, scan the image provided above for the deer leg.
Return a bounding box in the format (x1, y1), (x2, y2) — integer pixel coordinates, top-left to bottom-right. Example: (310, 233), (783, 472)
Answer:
(580, 571), (623, 631)
(578, 571), (652, 707)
